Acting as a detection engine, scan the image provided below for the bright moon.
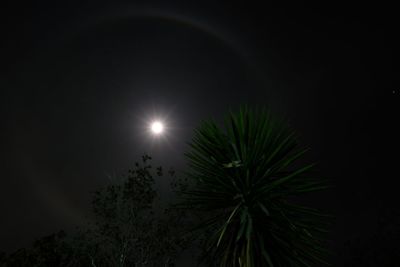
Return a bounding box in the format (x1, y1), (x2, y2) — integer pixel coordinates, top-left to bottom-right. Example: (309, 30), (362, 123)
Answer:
(150, 121), (164, 135)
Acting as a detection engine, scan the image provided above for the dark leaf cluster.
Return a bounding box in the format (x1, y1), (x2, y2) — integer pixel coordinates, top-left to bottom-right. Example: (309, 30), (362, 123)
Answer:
(180, 106), (331, 267)
(1, 155), (190, 267)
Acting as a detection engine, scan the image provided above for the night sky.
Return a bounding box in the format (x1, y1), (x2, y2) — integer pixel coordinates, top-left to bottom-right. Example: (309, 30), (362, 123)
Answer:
(1, 2), (399, 265)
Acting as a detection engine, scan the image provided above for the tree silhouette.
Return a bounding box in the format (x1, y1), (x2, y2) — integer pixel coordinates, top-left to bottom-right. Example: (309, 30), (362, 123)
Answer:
(179, 106), (331, 266)
(1, 155), (190, 267)
(0, 231), (74, 266)
(75, 154), (188, 266)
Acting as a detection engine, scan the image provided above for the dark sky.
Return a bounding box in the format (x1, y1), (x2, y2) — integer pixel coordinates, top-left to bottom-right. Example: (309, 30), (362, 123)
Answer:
(1, 2), (399, 265)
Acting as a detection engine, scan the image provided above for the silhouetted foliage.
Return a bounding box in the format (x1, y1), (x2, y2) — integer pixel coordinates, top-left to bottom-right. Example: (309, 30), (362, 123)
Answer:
(74, 154), (189, 266)
(179, 106), (331, 266)
(0, 231), (74, 266)
(1, 155), (190, 267)
(2, 107), (333, 267)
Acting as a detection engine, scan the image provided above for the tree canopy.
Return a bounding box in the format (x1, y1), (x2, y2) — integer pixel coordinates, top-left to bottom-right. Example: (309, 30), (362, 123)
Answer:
(1, 155), (189, 267)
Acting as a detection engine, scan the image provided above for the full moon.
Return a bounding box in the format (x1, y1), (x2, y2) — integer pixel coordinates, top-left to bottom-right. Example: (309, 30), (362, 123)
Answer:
(150, 121), (164, 135)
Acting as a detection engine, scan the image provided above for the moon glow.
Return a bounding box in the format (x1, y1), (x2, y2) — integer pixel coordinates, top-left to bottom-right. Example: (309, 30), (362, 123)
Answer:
(150, 121), (164, 135)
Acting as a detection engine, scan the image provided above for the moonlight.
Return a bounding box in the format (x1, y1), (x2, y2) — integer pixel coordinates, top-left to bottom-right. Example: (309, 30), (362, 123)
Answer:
(150, 121), (164, 135)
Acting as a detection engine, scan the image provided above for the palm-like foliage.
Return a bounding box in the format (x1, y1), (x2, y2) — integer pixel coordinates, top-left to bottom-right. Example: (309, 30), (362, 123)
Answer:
(181, 106), (331, 267)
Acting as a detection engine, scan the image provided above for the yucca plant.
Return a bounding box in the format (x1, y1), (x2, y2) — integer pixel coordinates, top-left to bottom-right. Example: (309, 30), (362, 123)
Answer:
(180, 106), (331, 267)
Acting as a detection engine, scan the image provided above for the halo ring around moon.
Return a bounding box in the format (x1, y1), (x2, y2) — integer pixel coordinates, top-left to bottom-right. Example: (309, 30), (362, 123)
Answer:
(66, 7), (251, 67)
(29, 7), (253, 224)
